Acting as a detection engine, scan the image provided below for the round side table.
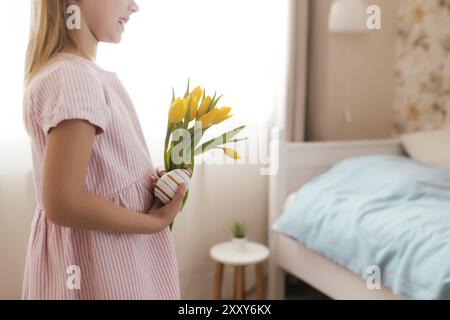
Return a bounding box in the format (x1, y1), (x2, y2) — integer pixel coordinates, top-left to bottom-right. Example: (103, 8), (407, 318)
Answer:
(210, 241), (270, 300)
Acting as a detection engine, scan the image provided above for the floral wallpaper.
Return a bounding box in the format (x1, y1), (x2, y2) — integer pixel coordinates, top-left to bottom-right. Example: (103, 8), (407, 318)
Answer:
(394, 0), (450, 133)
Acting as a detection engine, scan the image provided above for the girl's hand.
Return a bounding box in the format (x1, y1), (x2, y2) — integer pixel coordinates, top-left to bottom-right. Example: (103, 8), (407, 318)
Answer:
(156, 165), (167, 178)
(148, 182), (187, 230)
(151, 165), (167, 188)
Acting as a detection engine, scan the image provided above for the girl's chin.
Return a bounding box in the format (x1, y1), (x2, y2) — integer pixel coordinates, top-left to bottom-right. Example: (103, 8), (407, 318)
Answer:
(102, 32), (123, 44)
(103, 25), (125, 43)
(112, 36), (123, 44)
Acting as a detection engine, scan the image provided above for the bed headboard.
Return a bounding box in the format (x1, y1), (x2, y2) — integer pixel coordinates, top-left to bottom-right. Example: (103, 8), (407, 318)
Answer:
(268, 137), (405, 232)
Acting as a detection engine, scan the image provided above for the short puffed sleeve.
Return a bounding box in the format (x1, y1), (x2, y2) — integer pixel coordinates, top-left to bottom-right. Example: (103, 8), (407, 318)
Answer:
(31, 62), (111, 136)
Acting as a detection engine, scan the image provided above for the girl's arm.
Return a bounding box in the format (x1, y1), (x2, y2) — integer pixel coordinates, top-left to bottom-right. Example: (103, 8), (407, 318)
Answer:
(42, 119), (186, 234)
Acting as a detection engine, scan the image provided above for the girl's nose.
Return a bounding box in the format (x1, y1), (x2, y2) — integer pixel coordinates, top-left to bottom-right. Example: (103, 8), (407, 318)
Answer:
(129, 0), (139, 14)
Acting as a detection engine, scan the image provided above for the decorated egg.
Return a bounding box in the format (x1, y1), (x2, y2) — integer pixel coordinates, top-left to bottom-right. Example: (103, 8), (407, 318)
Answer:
(154, 169), (191, 205)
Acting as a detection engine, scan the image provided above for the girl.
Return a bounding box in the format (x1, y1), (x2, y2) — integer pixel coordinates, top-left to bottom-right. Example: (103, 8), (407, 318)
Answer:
(22, 0), (187, 300)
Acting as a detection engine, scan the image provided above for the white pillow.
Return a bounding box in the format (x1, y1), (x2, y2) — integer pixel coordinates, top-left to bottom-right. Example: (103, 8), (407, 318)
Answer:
(401, 127), (450, 170)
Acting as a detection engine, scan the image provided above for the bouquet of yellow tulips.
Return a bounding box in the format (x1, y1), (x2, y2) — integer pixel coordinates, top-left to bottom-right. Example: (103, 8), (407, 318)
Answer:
(155, 79), (247, 230)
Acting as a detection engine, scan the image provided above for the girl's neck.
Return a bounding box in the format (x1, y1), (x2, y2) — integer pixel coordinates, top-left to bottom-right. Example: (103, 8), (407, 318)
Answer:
(66, 25), (99, 61)
(61, 46), (96, 62)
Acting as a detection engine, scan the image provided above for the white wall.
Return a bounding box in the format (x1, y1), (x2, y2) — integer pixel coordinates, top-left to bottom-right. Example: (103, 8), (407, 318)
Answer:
(173, 164), (268, 299)
(307, 0), (400, 141)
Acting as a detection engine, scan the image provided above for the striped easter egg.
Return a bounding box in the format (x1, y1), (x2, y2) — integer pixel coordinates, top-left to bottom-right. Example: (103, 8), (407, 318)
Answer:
(154, 169), (191, 205)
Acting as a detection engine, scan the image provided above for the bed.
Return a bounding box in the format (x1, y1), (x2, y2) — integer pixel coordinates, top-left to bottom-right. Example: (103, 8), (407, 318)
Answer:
(267, 137), (450, 300)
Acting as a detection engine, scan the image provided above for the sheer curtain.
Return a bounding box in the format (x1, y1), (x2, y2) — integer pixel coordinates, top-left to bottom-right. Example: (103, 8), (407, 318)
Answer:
(0, 1), (34, 299)
(97, 0), (291, 164)
(285, 0), (310, 142)
(0, 0), (291, 299)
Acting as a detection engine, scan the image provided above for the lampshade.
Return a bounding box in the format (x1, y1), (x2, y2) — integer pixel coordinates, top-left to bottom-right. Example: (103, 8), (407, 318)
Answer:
(328, 0), (368, 33)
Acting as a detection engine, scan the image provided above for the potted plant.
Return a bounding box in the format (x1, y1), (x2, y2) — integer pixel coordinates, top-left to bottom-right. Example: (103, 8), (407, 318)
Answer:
(231, 222), (247, 252)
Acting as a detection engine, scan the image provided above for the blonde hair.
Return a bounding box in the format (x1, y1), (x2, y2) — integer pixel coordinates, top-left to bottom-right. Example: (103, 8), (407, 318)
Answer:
(23, 0), (77, 133)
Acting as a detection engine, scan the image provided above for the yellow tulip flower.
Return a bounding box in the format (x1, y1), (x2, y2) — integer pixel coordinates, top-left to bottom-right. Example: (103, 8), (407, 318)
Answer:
(199, 108), (220, 128)
(169, 98), (188, 124)
(188, 95), (199, 121)
(197, 96), (213, 118)
(190, 86), (203, 103)
(213, 107), (233, 124)
(222, 147), (241, 160)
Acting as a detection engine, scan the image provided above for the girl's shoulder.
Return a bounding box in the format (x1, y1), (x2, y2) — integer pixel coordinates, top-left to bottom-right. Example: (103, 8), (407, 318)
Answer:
(26, 54), (114, 135)
(27, 53), (103, 94)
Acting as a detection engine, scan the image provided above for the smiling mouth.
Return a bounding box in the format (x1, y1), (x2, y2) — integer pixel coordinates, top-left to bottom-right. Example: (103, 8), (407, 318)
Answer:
(118, 17), (129, 27)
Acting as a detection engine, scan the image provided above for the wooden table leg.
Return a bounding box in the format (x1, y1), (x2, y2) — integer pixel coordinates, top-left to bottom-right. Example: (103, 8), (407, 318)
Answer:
(233, 266), (240, 300)
(256, 262), (265, 300)
(234, 266), (246, 300)
(242, 266), (246, 300)
(213, 262), (224, 300)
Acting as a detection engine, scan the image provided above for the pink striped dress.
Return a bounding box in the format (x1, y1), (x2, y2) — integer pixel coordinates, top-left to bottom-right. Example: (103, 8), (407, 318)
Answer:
(22, 52), (181, 300)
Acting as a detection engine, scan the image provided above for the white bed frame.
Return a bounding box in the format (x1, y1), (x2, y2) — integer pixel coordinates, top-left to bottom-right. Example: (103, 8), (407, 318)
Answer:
(267, 137), (406, 300)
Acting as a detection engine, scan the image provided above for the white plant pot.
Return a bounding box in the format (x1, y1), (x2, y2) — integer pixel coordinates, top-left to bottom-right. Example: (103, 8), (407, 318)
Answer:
(232, 237), (247, 252)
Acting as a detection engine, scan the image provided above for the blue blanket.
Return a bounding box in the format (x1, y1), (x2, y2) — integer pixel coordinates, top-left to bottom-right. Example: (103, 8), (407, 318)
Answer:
(274, 156), (450, 299)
